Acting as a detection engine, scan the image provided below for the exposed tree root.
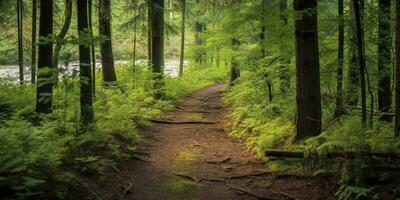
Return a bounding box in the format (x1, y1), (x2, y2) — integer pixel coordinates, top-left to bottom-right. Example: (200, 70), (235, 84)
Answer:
(225, 183), (282, 200)
(206, 157), (231, 164)
(226, 171), (270, 179)
(149, 119), (217, 124)
(132, 155), (151, 163)
(123, 182), (133, 196)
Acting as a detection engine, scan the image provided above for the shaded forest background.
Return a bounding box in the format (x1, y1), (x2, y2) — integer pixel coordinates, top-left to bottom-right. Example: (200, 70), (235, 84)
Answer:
(0, 0), (400, 199)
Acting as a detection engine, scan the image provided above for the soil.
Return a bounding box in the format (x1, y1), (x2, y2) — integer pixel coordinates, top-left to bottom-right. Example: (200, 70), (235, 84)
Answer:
(81, 83), (337, 200)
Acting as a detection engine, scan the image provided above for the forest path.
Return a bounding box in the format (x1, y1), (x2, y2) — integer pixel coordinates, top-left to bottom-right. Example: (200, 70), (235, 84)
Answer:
(97, 83), (335, 200)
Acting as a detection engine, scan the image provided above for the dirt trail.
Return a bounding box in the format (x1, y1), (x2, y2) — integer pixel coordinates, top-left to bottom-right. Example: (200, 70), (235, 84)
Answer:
(95, 84), (336, 200)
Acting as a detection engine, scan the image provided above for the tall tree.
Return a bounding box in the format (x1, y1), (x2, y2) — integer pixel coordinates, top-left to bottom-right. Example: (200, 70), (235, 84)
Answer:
(36, 0), (54, 114)
(31, 0), (37, 84)
(151, 0), (164, 98)
(194, 0), (205, 65)
(17, 0), (23, 84)
(147, 0), (152, 66)
(334, 0), (345, 118)
(89, 0), (96, 94)
(279, 0), (290, 95)
(260, 0), (272, 102)
(345, 1), (364, 107)
(179, 0), (186, 77)
(294, 0), (322, 140)
(353, 0), (367, 128)
(53, 0), (73, 70)
(230, 38), (240, 85)
(132, 7), (137, 87)
(395, 0), (400, 137)
(77, 0), (94, 127)
(377, 0), (392, 122)
(99, 0), (117, 84)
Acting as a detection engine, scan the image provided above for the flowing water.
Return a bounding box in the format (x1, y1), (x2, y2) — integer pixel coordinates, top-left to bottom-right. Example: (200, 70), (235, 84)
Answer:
(0, 60), (184, 83)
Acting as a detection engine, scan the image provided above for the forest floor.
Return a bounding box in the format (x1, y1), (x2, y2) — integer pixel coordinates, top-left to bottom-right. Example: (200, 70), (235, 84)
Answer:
(81, 83), (337, 200)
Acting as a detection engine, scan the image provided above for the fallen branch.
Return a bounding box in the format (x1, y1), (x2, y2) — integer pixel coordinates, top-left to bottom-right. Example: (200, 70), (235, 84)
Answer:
(206, 157), (231, 164)
(175, 172), (201, 182)
(226, 171), (270, 180)
(225, 183), (281, 200)
(132, 155), (151, 163)
(270, 189), (296, 200)
(192, 140), (208, 148)
(265, 149), (400, 159)
(175, 173), (227, 183)
(123, 182), (133, 196)
(149, 119), (216, 124)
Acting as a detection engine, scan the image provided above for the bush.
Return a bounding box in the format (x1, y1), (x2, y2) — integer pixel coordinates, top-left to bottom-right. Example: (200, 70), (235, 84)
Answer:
(0, 63), (228, 199)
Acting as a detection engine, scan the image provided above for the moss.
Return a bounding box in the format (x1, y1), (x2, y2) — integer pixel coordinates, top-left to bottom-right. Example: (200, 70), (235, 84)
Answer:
(166, 177), (204, 194)
(176, 150), (200, 163)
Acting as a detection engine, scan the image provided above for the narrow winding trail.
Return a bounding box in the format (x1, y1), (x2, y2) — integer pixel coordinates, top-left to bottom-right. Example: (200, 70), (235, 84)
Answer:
(96, 84), (336, 200)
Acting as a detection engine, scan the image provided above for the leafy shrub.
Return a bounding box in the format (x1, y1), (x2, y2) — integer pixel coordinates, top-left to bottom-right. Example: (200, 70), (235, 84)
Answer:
(0, 63), (228, 199)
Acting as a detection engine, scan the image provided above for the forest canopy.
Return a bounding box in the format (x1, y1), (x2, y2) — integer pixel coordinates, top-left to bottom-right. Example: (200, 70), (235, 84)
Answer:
(0, 0), (399, 199)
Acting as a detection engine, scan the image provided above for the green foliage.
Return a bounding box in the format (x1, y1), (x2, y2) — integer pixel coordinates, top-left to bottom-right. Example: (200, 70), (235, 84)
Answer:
(0, 62), (227, 199)
(223, 70), (295, 156)
(0, 120), (71, 199)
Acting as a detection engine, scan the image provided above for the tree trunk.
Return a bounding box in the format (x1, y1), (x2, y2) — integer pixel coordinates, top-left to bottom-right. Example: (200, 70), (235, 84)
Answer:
(377, 0), (392, 122)
(194, 0), (205, 65)
(179, 0), (186, 77)
(294, 0), (322, 140)
(230, 38), (240, 86)
(260, 1), (273, 102)
(345, 1), (364, 107)
(353, 0), (367, 128)
(17, 0), (24, 85)
(99, 0), (117, 84)
(279, 0), (290, 95)
(52, 0), (72, 75)
(77, 0), (94, 127)
(31, 0), (37, 84)
(151, 0), (164, 99)
(132, 8), (137, 87)
(89, 0), (96, 94)
(334, 0), (345, 118)
(147, 0), (152, 67)
(394, 0), (400, 137)
(36, 0), (54, 114)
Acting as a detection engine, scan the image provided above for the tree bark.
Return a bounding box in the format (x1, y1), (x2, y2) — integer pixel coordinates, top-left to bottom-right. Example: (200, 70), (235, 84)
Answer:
(353, 0), (367, 128)
(151, 0), (164, 99)
(294, 0), (322, 140)
(132, 8), (137, 87)
(36, 0), (54, 114)
(279, 0), (290, 95)
(345, 1), (364, 107)
(147, 0), (152, 67)
(99, 0), (117, 84)
(52, 0), (72, 74)
(395, 0), (400, 137)
(334, 0), (345, 118)
(265, 149), (400, 159)
(194, 0), (205, 65)
(230, 38), (240, 86)
(261, 0), (273, 102)
(17, 0), (24, 85)
(377, 0), (392, 122)
(78, 0), (94, 127)
(31, 0), (37, 84)
(89, 0), (96, 94)
(179, 0), (186, 77)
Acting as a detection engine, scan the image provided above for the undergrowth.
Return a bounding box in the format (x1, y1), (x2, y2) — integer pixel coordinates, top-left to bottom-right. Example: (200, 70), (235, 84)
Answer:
(0, 63), (228, 199)
(223, 69), (400, 200)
